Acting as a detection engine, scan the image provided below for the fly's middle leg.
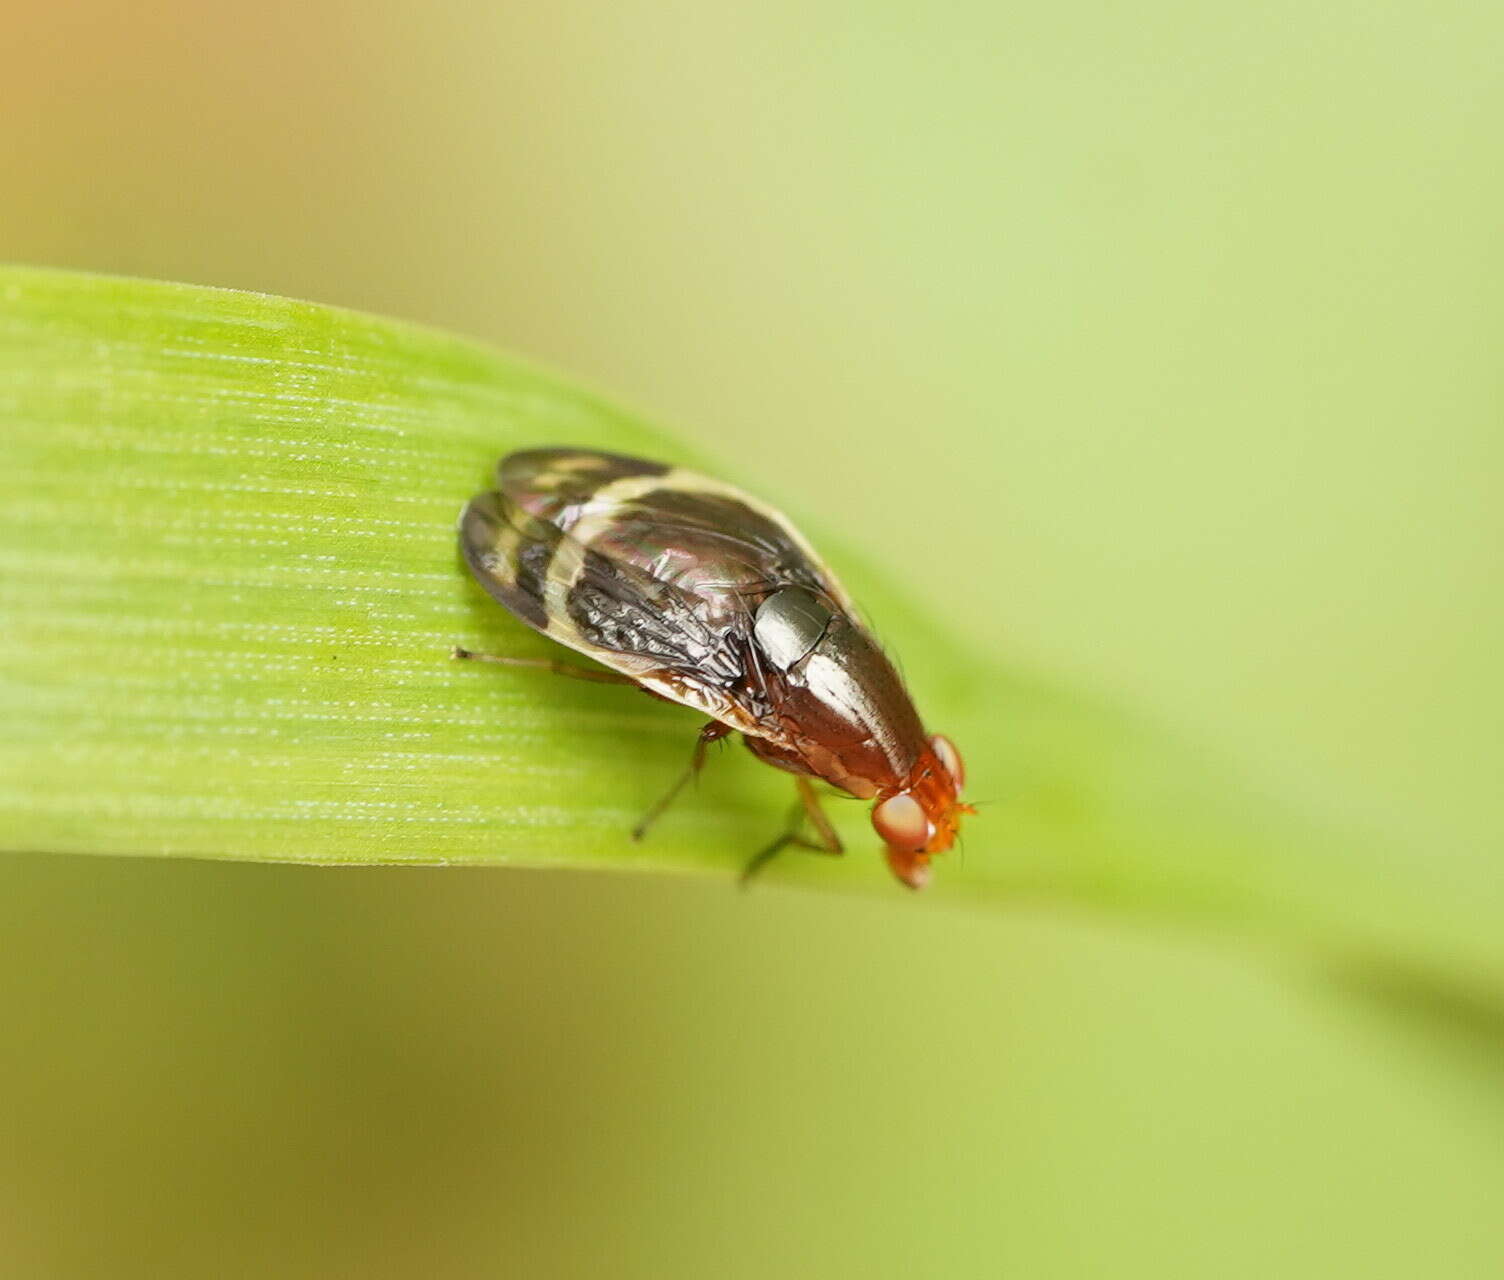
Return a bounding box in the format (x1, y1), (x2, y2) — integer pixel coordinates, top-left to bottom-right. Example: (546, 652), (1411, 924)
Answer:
(632, 720), (734, 841)
(740, 776), (844, 885)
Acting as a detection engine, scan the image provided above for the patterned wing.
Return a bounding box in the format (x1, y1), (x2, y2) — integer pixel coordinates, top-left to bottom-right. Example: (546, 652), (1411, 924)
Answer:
(459, 448), (856, 734)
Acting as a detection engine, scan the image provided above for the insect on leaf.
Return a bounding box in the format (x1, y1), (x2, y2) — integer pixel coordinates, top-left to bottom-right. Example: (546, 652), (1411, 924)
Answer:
(0, 266), (1499, 1003)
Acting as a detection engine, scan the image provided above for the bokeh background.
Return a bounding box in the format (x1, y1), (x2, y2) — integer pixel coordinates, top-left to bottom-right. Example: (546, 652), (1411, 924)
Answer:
(4, 3), (1502, 1276)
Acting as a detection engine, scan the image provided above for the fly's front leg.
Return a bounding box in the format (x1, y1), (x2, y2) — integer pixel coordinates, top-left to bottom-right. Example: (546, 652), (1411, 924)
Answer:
(451, 646), (638, 685)
(632, 720), (734, 841)
(740, 776), (844, 886)
(796, 775), (843, 856)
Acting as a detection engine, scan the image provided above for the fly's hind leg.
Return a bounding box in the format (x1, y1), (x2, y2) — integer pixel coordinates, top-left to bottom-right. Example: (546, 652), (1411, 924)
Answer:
(632, 720), (734, 841)
(451, 646), (638, 686)
(740, 776), (844, 886)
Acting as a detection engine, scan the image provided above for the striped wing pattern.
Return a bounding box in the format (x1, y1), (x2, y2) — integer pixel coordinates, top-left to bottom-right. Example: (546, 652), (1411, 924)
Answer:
(459, 448), (854, 735)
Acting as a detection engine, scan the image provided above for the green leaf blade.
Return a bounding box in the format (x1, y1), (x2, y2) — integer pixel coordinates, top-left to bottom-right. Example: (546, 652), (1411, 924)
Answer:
(1, 266), (746, 870)
(2, 265), (1499, 999)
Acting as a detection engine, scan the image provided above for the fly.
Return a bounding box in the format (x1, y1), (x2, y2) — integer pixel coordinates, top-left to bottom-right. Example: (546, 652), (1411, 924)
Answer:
(456, 448), (973, 888)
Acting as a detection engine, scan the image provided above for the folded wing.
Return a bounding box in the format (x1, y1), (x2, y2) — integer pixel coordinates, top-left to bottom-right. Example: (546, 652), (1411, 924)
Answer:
(459, 448), (857, 736)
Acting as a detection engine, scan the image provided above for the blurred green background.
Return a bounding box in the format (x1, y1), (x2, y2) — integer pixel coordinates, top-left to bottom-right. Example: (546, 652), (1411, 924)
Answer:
(3, 3), (1502, 1276)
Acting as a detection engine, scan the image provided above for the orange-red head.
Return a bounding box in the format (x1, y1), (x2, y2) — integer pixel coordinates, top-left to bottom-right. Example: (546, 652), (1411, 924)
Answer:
(870, 734), (973, 889)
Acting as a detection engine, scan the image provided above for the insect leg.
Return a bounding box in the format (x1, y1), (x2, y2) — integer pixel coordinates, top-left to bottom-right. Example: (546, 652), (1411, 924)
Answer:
(631, 720), (734, 841)
(451, 646), (637, 685)
(795, 775), (844, 855)
(739, 777), (844, 885)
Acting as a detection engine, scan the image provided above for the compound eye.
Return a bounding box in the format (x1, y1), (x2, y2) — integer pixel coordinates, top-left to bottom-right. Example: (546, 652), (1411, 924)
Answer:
(930, 734), (965, 791)
(872, 792), (931, 852)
